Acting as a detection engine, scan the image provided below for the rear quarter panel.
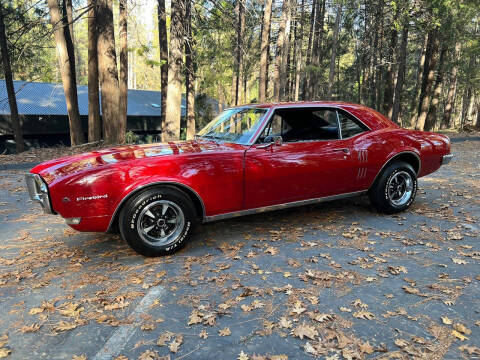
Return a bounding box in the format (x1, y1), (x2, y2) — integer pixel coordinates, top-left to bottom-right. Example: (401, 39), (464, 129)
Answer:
(352, 128), (450, 190)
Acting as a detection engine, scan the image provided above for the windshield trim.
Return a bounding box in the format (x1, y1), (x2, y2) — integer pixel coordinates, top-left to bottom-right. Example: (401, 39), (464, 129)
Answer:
(196, 106), (271, 145)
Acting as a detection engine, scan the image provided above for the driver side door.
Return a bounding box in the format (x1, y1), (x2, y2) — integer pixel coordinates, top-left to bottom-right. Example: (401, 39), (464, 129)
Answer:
(244, 108), (357, 209)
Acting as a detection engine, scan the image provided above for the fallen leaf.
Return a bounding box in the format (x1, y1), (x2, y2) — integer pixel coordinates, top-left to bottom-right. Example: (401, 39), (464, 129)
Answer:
(291, 322), (318, 340)
(452, 330), (468, 341)
(53, 321), (77, 332)
(441, 316), (452, 325)
(359, 341), (374, 354)
(238, 351), (249, 360)
(169, 334), (183, 353)
(188, 309), (203, 325)
(453, 323), (471, 335)
(199, 329), (208, 339)
(138, 349), (158, 360)
(278, 317), (292, 329)
(157, 331), (175, 346)
(353, 310), (375, 320)
(219, 327), (231, 336)
(0, 348), (10, 359)
(20, 323), (41, 333)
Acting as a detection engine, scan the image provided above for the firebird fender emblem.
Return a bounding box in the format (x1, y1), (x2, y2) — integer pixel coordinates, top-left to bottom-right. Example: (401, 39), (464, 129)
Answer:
(76, 194), (109, 201)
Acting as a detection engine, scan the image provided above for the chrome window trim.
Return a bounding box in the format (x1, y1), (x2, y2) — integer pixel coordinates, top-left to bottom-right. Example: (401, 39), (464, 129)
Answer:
(204, 190), (367, 222)
(368, 151), (421, 190)
(248, 104), (371, 146)
(107, 181), (206, 232)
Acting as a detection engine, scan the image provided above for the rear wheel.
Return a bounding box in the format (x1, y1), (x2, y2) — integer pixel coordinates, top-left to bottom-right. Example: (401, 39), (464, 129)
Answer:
(369, 161), (417, 214)
(119, 186), (196, 256)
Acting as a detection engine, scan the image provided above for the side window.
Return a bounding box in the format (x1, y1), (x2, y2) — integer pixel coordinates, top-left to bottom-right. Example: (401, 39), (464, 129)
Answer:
(310, 109), (340, 140)
(338, 111), (368, 138)
(258, 114), (291, 142)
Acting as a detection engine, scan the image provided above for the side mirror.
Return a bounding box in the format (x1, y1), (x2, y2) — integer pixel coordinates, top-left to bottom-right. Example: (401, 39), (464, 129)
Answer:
(272, 135), (283, 146)
(258, 135), (283, 149)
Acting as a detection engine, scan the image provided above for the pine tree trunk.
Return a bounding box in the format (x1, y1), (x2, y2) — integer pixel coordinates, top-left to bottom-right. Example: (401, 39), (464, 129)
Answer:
(409, 33), (428, 128)
(87, 0), (101, 142)
(97, 0), (120, 144)
(302, 0), (316, 100)
(157, 0), (168, 130)
(326, 4), (342, 100)
(294, 0), (304, 101)
(415, 29), (439, 131)
(47, 0), (85, 145)
(476, 103), (480, 130)
(274, 0), (292, 102)
(231, 0), (243, 105)
(308, 0), (325, 100)
(382, 20), (398, 117)
(185, 0), (196, 140)
(369, 0), (382, 109)
(237, 0), (245, 104)
(442, 42), (460, 129)
(0, 4), (24, 153)
(461, 87), (472, 128)
(424, 45), (446, 131)
(64, 0), (74, 44)
(391, 20), (408, 125)
(259, 0), (272, 103)
(118, 0), (127, 143)
(163, 0), (184, 141)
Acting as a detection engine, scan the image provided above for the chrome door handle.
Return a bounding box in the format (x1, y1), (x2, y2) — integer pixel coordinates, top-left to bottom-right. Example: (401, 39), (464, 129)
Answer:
(333, 148), (350, 154)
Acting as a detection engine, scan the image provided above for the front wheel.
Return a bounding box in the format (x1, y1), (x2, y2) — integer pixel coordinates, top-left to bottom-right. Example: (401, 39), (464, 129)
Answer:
(369, 161), (417, 214)
(119, 186), (196, 256)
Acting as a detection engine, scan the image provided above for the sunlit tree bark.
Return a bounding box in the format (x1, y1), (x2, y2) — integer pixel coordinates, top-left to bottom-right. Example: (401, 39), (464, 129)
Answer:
(273, 0), (292, 102)
(185, 0), (196, 140)
(415, 29), (439, 131)
(157, 0), (168, 131)
(97, 0), (120, 144)
(391, 20), (408, 125)
(47, 0), (85, 145)
(118, 0), (128, 143)
(326, 4), (342, 100)
(87, 0), (101, 142)
(258, 0), (272, 103)
(163, 0), (184, 141)
(442, 42), (460, 129)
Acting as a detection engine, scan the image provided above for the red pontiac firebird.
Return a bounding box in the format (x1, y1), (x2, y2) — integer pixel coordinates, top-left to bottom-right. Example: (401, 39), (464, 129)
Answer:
(26, 102), (453, 256)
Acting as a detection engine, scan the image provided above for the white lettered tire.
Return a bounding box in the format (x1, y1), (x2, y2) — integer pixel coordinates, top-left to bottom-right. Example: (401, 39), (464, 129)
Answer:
(369, 161), (417, 214)
(119, 186), (196, 256)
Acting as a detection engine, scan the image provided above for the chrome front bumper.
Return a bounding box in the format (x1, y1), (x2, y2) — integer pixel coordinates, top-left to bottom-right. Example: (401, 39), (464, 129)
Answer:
(25, 173), (54, 214)
(442, 153), (454, 165)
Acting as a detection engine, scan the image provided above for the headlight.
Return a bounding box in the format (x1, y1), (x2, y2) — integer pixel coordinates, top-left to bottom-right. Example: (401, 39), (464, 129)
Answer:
(25, 174), (54, 214)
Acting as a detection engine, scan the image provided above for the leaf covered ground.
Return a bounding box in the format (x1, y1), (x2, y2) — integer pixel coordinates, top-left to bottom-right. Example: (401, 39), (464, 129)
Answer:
(0, 139), (479, 359)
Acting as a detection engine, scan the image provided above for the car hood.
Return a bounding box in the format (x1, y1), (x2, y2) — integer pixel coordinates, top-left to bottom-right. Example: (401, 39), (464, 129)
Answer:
(31, 140), (244, 184)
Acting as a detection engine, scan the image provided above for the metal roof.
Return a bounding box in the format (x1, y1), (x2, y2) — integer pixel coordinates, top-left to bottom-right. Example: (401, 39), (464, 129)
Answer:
(0, 80), (194, 117)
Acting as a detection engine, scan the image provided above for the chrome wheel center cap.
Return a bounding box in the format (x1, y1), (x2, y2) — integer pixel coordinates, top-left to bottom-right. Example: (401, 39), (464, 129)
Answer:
(157, 218), (166, 227)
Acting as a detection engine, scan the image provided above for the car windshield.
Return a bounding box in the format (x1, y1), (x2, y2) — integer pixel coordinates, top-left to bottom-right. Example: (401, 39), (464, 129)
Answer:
(196, 107), (268, 144)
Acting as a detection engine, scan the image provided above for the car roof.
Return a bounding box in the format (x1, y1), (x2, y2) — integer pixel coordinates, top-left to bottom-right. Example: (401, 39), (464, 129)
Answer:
(232, 101), (398, 131)
(240, 101), (366, 110)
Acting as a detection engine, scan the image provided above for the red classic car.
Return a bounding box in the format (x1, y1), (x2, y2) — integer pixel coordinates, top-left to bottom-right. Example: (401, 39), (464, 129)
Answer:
(26, 102), (453, 256)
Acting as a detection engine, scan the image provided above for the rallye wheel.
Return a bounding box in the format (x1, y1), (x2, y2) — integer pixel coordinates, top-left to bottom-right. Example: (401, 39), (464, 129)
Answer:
(119, 186), (196, 256)
(369, 161), (417, 214)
